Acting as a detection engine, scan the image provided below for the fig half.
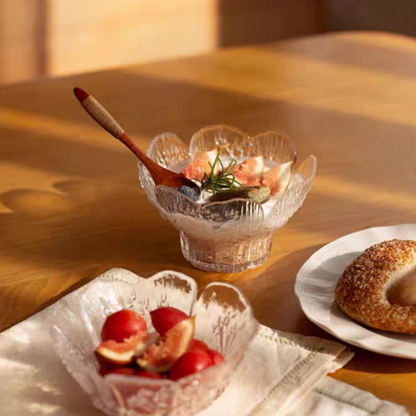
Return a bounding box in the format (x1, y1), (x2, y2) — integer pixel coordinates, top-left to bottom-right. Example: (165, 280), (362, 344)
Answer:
(137, 317), (194, 372)
(260, 160), (295, 196)
(233, 156), (265, 185)
(95, 331), (150, 366)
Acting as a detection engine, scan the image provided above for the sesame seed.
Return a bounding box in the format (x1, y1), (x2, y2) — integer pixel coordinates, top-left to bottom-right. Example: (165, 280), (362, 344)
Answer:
(335, 239), (416, 334)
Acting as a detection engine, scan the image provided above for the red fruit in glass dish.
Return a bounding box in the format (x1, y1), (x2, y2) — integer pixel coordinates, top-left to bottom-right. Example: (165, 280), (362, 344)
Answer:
(207, 349), (224, 365)
(169, 350), (213, 381)
(136, 371), (163, 379)
(108, 367), (136, 376)
(95, 332), (149, 366)
(137, 317), (194, 372)
(150, 307), (188, 336)
(188, 338), (209, 352)
(101, 310), (147, 343)
(99, 364), (111, 376)
(99, 365), (136, 376)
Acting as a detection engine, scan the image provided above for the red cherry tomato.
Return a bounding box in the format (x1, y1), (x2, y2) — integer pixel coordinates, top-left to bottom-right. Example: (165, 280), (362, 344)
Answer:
(107, 367), (135, 376)
(169, 350), (213, 380)
(207, 349), (224, 365)
(189, 338), (209, 352)
(150, 307), (188, 336)
(101, 310), (147, 343)
(136, 371), (163, 379)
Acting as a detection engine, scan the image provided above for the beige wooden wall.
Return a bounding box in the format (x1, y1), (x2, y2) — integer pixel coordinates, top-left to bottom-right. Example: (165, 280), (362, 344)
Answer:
(0, 0), (324, 85)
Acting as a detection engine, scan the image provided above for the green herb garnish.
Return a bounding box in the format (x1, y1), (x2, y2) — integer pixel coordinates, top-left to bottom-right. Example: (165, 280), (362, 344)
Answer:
(200, 151), (242, 194)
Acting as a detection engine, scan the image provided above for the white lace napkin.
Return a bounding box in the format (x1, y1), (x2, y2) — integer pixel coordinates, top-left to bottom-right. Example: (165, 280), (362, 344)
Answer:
(200, 326), (408, 416)
(0, 282), (408, 416)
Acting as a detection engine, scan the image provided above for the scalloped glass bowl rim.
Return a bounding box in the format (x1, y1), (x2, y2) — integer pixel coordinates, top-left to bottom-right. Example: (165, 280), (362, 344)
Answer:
(51, 270), (259, 388)
(138, 124), (317, 218)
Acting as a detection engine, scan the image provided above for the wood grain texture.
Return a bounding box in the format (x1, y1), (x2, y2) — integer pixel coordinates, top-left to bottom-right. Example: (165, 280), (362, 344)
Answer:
(1, 31), (416, 412)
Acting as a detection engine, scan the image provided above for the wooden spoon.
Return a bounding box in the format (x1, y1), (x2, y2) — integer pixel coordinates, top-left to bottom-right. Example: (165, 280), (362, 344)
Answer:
(73, 87), (198, 190)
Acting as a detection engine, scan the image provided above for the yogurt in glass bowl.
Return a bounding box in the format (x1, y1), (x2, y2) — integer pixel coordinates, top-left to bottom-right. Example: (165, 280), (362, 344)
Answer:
(139, 125), (317, 273)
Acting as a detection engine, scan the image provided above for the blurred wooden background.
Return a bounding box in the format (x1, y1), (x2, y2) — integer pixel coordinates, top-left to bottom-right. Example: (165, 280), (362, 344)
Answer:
(326, 0), (416, 36)
(0, 0), (324, 84)
(2, 0), (415, 85)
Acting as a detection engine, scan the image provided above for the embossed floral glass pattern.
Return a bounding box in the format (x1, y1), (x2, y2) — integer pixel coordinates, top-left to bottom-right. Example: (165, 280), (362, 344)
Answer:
(139, 125), (317, 272)
(51, 269), (259, 416)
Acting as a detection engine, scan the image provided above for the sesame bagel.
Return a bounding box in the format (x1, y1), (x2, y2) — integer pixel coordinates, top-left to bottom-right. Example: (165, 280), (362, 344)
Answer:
(335, 239), (416, 334)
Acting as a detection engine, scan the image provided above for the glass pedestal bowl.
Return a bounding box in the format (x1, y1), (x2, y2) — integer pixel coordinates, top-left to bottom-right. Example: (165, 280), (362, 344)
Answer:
(51, 269), (259, 416)
(139, 125), (317, 273)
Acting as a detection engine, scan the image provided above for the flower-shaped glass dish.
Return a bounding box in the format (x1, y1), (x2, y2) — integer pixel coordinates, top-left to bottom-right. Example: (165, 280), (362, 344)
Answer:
(139, 125), (317, 273)
(51, 268), (259, 416)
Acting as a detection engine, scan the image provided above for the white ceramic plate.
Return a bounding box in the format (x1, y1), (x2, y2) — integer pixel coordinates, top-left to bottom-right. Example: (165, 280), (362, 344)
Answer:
(295, 224), (416, 359)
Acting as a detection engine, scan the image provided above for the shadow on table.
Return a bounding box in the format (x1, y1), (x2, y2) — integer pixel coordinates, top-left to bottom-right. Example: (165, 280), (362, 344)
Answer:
(0, 179), (191, 328)
(0, 180), (183, 266)
(266, 31), (416, 80)
(236, 244), (327, 333)
(345, 347), (416, 374)
(1, 68), (416, 198)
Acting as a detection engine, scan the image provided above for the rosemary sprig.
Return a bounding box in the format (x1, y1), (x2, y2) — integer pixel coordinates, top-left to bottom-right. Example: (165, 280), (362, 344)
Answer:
(200, 151), (242, 194)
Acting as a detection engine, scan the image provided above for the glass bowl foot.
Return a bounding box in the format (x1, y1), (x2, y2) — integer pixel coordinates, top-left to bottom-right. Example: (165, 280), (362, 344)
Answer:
(180, 231), (273, 273)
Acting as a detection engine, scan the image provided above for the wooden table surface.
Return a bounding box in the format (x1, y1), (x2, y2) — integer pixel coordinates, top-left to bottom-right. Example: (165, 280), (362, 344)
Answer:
(1, 31), (416, 413)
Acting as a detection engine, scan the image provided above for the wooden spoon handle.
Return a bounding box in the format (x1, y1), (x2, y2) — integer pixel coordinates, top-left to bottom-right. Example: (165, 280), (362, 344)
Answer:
(77, 91), (124, 139)
(73, 87), (199, 190)
(73, 87), (159, 172)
